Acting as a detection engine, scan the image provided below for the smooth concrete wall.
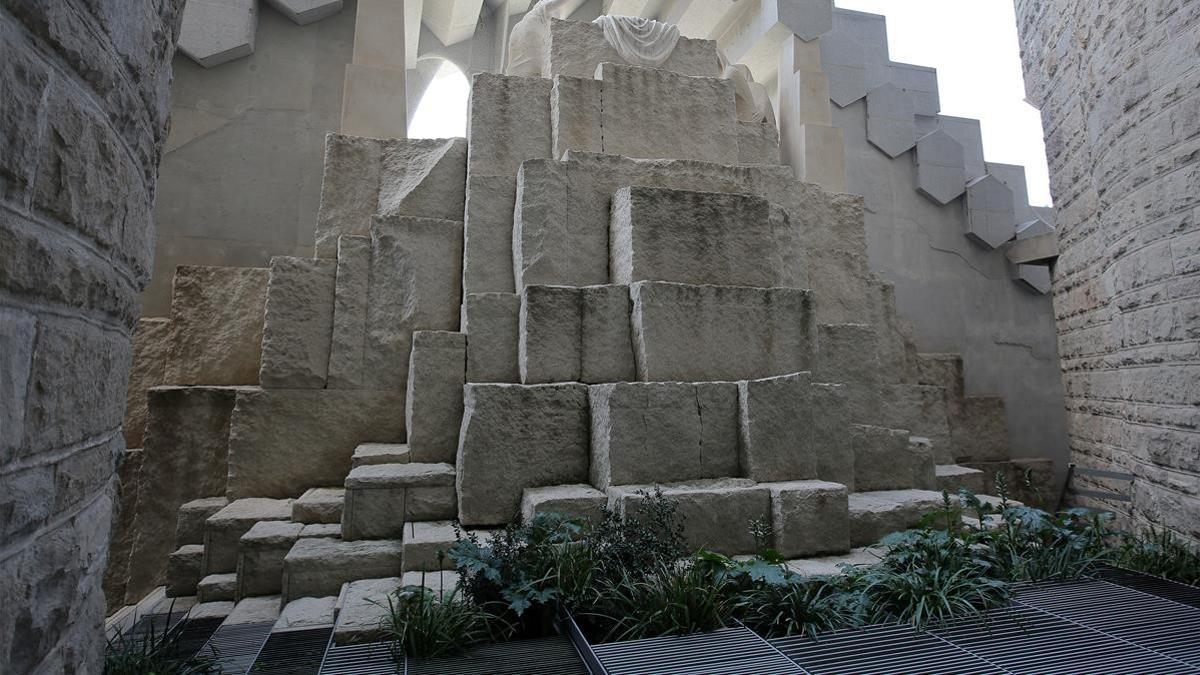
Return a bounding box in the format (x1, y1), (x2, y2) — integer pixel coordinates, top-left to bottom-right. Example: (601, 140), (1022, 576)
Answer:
(1015, 0), (1200, 542)
(0, 1), (182, 670)
(832, 100), (1071, 474)
(146, 2), (357, 316)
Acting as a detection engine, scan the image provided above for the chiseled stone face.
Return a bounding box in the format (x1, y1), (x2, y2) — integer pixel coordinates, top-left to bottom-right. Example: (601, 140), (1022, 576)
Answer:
(737, 372), (817, 482)
(608, 480), (771, 556)
(165, 265), (269, 387)
(405, 331), (466, 464)
(768, 480), (850, 558)
(259, 257), (336, 389)
(518, 284), (635, 385)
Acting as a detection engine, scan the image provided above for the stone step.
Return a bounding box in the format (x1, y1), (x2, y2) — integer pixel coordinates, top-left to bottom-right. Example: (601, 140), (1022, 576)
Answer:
(273, 596), (338, 633)
(402, 521), (458, 572)
(847, 489), (946, 547)
(281, 538), (404, 604)
(292, 487), (344, 524)
(405, 331), (466, 464)
(784, 547), (886, 577)
(950, 396), (1009, 464)
(237, 521), (305, 599)
(222, 595), (282, 627)
(608, 479), (770, 556)
(766, 480), (851, 558)
(342, 463), (457, 540)
(176, 497), (228, 547)
(197, 573), (238, 603)
(187, 600), (236, 622)
(166, 544), (205, 598)
(203, 498), (294, 575)
(351, 443), (411, 468)
(935, 464), (989, 495)
(332, 571), (461, 645)
(877, 384), (953, 464)
(851, 424), (937, 492)
(520, 484), (607, 526)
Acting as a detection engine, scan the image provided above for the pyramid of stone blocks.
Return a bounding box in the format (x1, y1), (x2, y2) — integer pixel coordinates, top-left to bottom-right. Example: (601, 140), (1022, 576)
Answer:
(113, 19), (1053, 610)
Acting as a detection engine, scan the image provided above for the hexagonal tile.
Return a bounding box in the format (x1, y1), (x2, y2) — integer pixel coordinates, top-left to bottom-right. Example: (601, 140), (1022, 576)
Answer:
(820, 31), (868, 107)
(1013, 263), (1051, 294)
(178, 0), (258, 68)
(866, 83), (916, 158)
(1016, 217), (1054, 240)
(915, 130), (966, 205)
(964, 174), (1016, 250)
(266, 0), (344, 25)
(779, 0), (834, 42)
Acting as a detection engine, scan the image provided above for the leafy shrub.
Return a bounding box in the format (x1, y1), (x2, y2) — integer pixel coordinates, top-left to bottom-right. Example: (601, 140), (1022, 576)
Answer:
(104, 612), (217, 675)
(1117, 527), (1200, 586)
(585, 488), (687, 580)
(736, 575), (864, 638)
(376, 585), (510, 659)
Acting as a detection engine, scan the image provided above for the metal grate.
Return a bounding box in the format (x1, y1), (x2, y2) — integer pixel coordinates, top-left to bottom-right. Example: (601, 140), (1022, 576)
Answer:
(166, 617), (225, 661)
(319, 636), (586, 675)
(197, 621), (276, 674)
(592, 626), (803, 674)
(1096, 567), (1200, 609)
(318, 641), (398, 675)
(251, 627), (335, 674)
(773, 621), (1004, 674)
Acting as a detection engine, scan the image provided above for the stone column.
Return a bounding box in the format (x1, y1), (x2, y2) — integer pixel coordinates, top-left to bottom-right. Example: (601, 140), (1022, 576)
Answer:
(777, 34), (846, 193)
(342, 0), (409, 138)
(0, 0), (184, 671)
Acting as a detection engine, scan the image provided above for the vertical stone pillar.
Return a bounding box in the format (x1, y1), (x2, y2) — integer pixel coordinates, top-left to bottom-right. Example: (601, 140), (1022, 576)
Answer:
(778, 34), (846, 192)
(0, 0), (184, 671)
(341, 0), (409, 138)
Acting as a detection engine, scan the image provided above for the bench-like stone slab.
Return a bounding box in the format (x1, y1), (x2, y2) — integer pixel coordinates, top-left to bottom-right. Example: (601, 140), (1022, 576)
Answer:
(406, 331), (466, 464)
(589, 382), (739, 489)
(166, 545), (205, 598)
(282, 538), (404, 603)
(738, 372), (817, 482)
(848, 489), (946, 546)
(521, 484), (607, 526)
(203, 497), (294, 574)
(343, 463), (457, 540)
(351, 443), (410, 468)
(292, 488), (344, 524)
(456, 383), (590, 526)
(238, 520), (304, 598)
(608, 479), (771, 556)
(768, 480), (850, 558)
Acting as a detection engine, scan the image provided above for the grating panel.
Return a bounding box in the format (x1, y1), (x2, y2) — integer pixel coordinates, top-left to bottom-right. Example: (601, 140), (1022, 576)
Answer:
(774, 621), (1006, 674)
(251, 627), (334, 674)
(320, 636), (587, 675)
(1096, 568), (1200, 609)
(198, 621), (276, 674)
(593, 626), (803, 674)
(166, 617), (225, 661)
(319, 642), (398, 675)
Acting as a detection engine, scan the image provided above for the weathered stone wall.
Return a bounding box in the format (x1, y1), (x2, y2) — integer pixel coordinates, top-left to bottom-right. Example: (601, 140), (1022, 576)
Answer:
(1014, 0), (1200, 542)
(0, 0), (182, 670)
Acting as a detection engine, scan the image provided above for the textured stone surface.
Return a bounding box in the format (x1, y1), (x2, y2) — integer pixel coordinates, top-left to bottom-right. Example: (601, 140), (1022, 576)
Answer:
(769, 480), (850, 558)
(462, 175), (518, 295)
(597, 63), (737, 165)
(406, 332), (466, 464)
(551, 75), (602, 159)
(589, 382), (740, 489)
(166, 545), (204, 598)
(737, 121), (781, 165)
(105, 448), (145, 609)
(293, 488), (344, 525)
(176, 496), (230, 547)
(343, 463), (457, 540)
(238, 520), (304, 597)
(282, 538), (404, 603)
(630, 282), (814, 382)
(463, 293), (521, 383)
(275, 596), (338, 631)
(949, 397), (1010, 464)
(203, 497), (293, 574)
(197, 573), (238, 602)
(326, 236), (370, 389)
(467, 73), (552, 179)
(521, 485), (607, 526)
(935, 464), (989, 496)
(123, 318), (171, 448)
(738, 372), (817, 482)
(165, 266), (269, 386)
(401, 521), (460, 572)
(545, 19), (721, 79)
(178, 0), (257, 68)
(352, 443), (410, 468)
(848, 490), (946, 546)
(852, 424), (935, 492)
(259, 257), (336, 388)
(457, 383), (590, 526)
(865, 83), (916, 158)
(813, 323), (881, 423)
(519, 285), (635, 384)
(331, 576), (399, 644)
(878, 384), (952, 464)
(226, 388), (406, 499)
(610, 187), (777, 287)
(915, 130), (966, 205)
(609, 480), (771, 555)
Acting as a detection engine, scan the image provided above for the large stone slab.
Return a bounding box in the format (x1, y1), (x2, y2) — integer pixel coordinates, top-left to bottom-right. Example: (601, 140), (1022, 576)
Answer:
(123, 318), (170, 449)
(165, 266), (269, 386)
(226, 388), (406, 499)
(124, 386), (243, 603)
(878, 384), (952, 464)
(848, 490), (946, 546)
(177, 0), (257, 67)
(521, 484), (607, 526)
(405, 331), (466, 464)
(545, 19), (721, 79)
(738, 372), (817, 482)
(331, 577), (398, 645)
(519, 284), (635, 384)
(282, 539), (404, 603)
(203, 498), (293, 574)
(809, 382), (857, 490)
(551, 75), (602, 159)
(608, 479), (770, 555)
(737, 121), (780, 165)
(630, 281), (813, 382)
(768, 480), (850, 558)
(589, 382), (739, 489)
(463, 293), (520, 383)
(610, 187), (778, 287)
(462, 175), (517, 295)
(456, 383), (590, 526)
(237, 520), (304, 597)
(176, 496), (230, 546)
(342, 463), (457, 540)
(259, 257), (336, 389)
(814, 323), (881, 424)
(292, 488), (344, 525)
(467, 73), (552, 179)
(326, 236), (370, 389)
(852, 424), (936, 492)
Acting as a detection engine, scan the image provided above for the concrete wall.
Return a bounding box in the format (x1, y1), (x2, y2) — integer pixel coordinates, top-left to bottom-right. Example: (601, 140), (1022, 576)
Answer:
(146, 1), (356, 315)
(0, 0), (182, 670)
(1015, 0), (1200, 542)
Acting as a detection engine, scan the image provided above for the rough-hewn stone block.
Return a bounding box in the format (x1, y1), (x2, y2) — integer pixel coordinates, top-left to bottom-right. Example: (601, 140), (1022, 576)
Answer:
(259, 257), (336, 388)
(608, 480), (770, 555)
(237, 520), (304, 598)
(768, 480), (850, 558)
(551, 75), (602, 159)
(203, 498), (293, 575)
(292, 488), (344, 525)
(519, 284), (635, 384)
(467, 73), (552, 178)
(950, 397), (1010, 464)
(176, 496), (230, 547)
(342, 463), (457, 540)
(326, 236), (370, 389)
(165, 266), (269, 386)
(405, 331), (466, 464)
(463, 293), (521, 383)
(521, 484), (607, 526)
(282, 539), (404, 603)
(852, 424), (936, 492)
(456, 383), (590, 526)
(737, 121), (780, 165)
(879, 384), (952, 464)
(462, 175), (517, 295)
(165, 545), (204, 598)
(122, 318), (171, 448)
(738, 372), (817, 482)
(848, 490), (946, 546)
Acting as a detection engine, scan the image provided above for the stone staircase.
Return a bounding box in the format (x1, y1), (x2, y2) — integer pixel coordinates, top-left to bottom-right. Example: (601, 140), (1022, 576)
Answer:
(112, 19), (1054, 617)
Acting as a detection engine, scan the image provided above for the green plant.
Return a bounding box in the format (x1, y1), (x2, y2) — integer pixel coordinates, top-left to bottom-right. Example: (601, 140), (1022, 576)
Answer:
(736, 576), (863, 638)
(585, 488), (687, 580)
(376, 585), (511, 659)
(104, 612), (218, 675)
(859, 562), (1010, 630)
(585, 561), (734, 643)
(1117, 527), (1200, 586)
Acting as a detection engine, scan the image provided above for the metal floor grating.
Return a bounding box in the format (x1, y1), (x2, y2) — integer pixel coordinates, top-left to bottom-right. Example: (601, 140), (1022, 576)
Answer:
(318, 635), (586, 675)
(592, 625), (803, 674)
(197, 620), (276, 674)
(251, 627), (335, 674)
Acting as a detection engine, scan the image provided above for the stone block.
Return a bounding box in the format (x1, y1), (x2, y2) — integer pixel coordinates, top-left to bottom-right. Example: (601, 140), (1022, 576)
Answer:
(768, 480), (850, 558)
(630, 282), (813, 382)
(545, 19), (721, 79)
(402, 521), (459, 572)
(282, 539), (404, 603)
(343, 463), (457, 540)
(950, 397), (1009, 463)
(738, 121), (780, 165)
(964, 175), (1016, 250)
(809, 382), (857, 489)
(352, 443), (411, 468)
(610, 187), (776, 287)
(166, 545), (205, 597)
(123, 318), (170, 448)
(226, 388), (406, 499)
(331, 577), (399, 645)
(1014, 263), (1052, 295)
(178, 0), (257, 68)
(597, 63), (737, 165)
(878, 384), (952, 464)
(292, 488), (344, 525)
(275, 596), (338, 631)
(457, 383), (590, 526)
(377, 138), (467, 222)
(820, 30), (869, 106)
(581, 285), (637, 383)
(259, 257), (336, 388)
(814, 323), (880, 422)
(521, 485), (607, 526)
(519, 285), (634, 384)
(865, 83), (916, 158)
(266, 0), (343, 25)
(197, 573), (238, 603)
(935, 464), (989, 496)
(738, 372), (817, 482)
(915, 130), (966, 205)
(316, 135), (381, 259)
(327, 236), (370, 389)
(165, 266), (269, 386)
(552, 75), (602, 159)
(406, 331), (466, 464)
(589, 382), (739, 489)
(467, 73), (552, 178)
(238, 521), (304, 598)
(463, 175), (517, 295)
(224, 595), (282, 626)
(300, 523), (341, 539)
(204, 498), (293, 574)
(608, 480), (771, 555)
(176, 497), (230, 546)
(852, 425), (934, 492)
(848, 490), (946, 546)
(463, 293), (521, 383)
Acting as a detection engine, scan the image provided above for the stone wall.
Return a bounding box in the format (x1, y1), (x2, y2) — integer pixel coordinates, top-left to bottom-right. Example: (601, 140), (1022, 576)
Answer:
(0, 0), (182, 670)
(1015, 0), (1200, 542)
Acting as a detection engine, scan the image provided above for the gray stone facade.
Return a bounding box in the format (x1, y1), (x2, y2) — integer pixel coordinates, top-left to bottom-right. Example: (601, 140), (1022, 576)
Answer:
(1015, 0), (1200, 543)
(0, 0), (183, 670)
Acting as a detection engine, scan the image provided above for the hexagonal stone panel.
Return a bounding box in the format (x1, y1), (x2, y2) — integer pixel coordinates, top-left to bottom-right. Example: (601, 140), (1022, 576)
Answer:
(820, 31), (869, 107)
(266, 0), (344, 25)
(779, 0), (834, 42)
(915, 130), (966, 204)
(866, 83), (917, 158)
(1013, 264), (1051, 294)
(178, 0), (258, 68)
(1016, 217), (1054, 240)
(964, 174), (1016, 250)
